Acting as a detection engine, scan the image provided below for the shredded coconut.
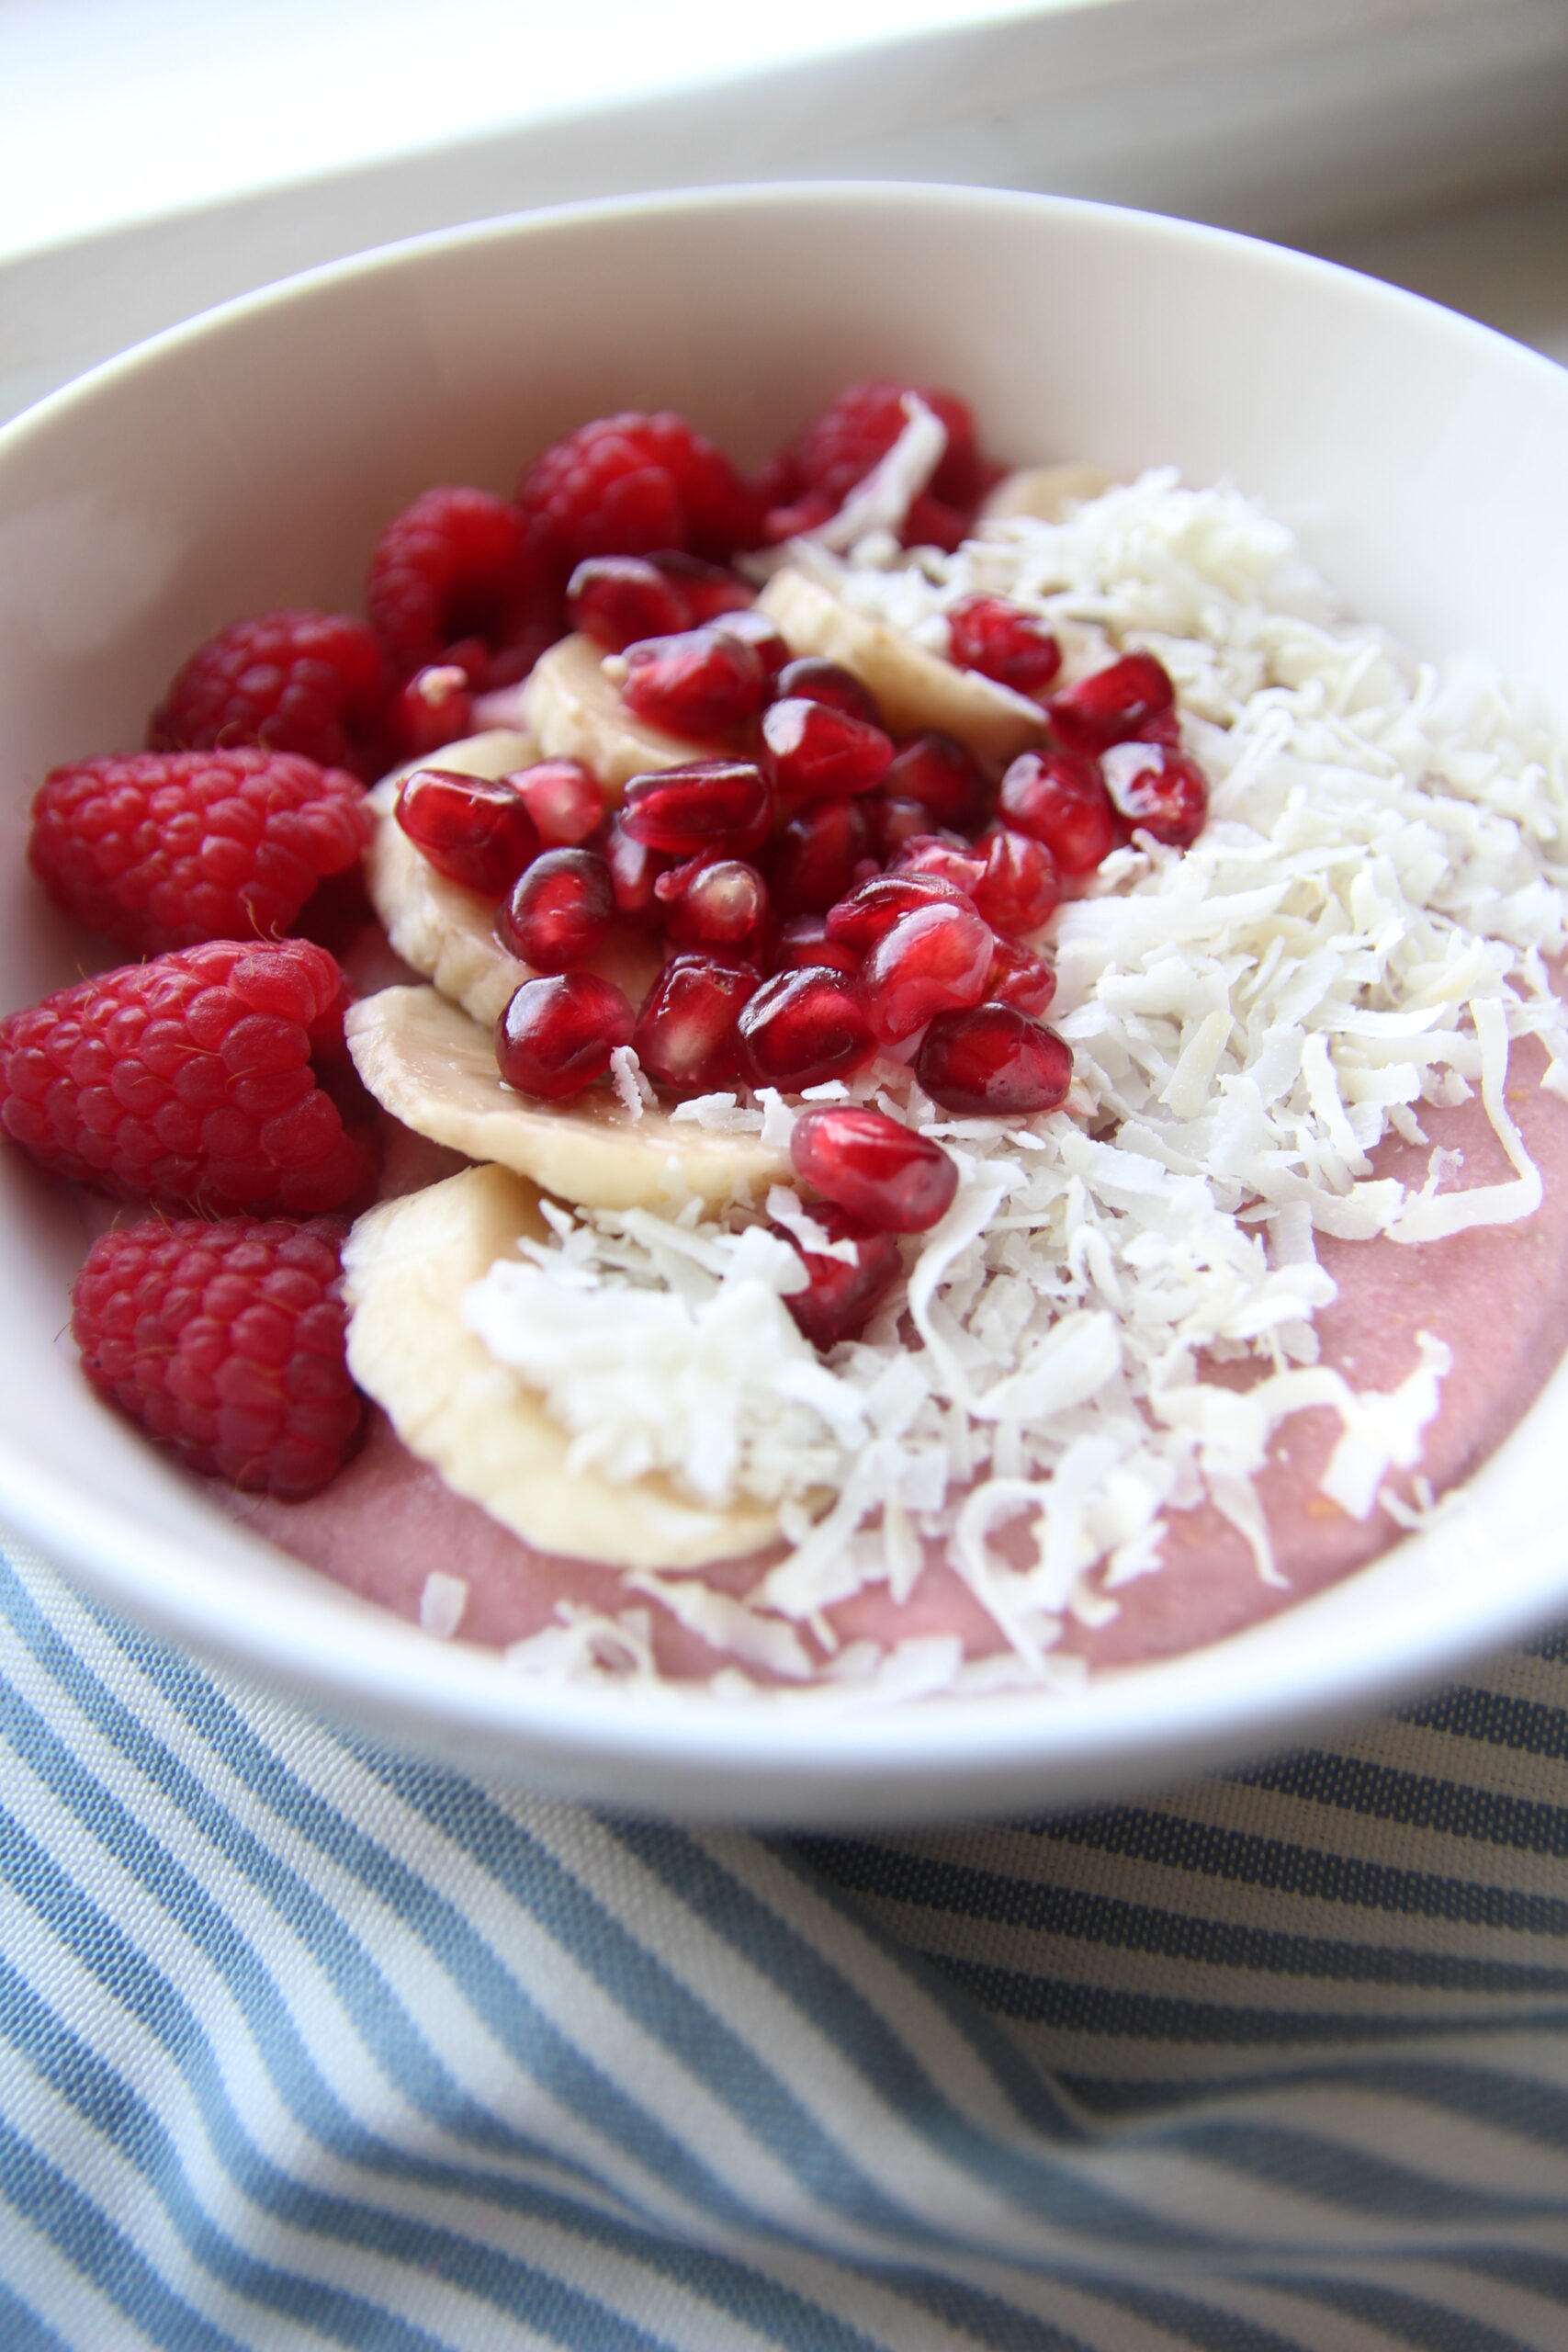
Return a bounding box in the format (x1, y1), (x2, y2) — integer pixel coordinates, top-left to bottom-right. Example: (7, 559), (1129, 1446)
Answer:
(465, 470), (1568, 1688)
(418, 1571), (468, 1640)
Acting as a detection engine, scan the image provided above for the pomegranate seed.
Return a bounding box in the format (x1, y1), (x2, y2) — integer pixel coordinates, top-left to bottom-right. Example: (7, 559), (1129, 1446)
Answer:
(386, 663), (474, 760)
(862, 901), (994, 1043)
(998, 748), (1116, 875)
(767, 797), (871, 916)
(916, 1004), (1072, 1115)
(971, 826), (1061, 938)
(656, 854), (769, 953)
(826, 869), (975, 953)
(778, 1204), (902, 1351)
(882, 732), (990, 830)
(632, 952), (759, 1093)
(1134, 708), (1182, 748)
(714, 607), (790, 681)
(615, 627), (766, 739)
(770, 915), (861, 978)
(599, 809), (671, 926)
(1100, 742), (1209, 850)
(568, 556), (690, 650)
(1046, 651), (1175, 754)
(947, 595), (1061, 694)
(761, 698), (894, 800)
(621, 761), (771, 856)
(495, 972), (633, 1100)
(498, 848), (614, 972)
(869, 795), (940, 861)
(396, 767), (539, 896)
(791, 1104), (957, 1234)
(513, 758), (603, 846)
(886, 835), (987, 894)
(651, 551), (754, 623)
(986, 936), (1056, 1015)
(773, 658), (883, 726)
(738, 966), (874, 1089)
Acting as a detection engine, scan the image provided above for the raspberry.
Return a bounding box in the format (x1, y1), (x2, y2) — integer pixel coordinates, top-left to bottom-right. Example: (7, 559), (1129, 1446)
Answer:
(0, 940), (375, 1214)
(72, 1214), (363, 1498)
(517, 412), (761, 571)
(773, 379), (987, 519)
(365, 486), (557, 689)
(150, 611), (389, 780)
(28, 749), (372, 956)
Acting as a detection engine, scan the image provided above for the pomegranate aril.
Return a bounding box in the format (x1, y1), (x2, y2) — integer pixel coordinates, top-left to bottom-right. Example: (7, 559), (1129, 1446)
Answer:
(713, 607), (790, 682)
(568, 557), (690, 650)
(651, 551), (754, 623)
(917, 1004), (1072, 1115)
(987, 936), (1056, 1016)
(1047, 651), (1175, 754)
(396, 767), (539, 896)
(770, 916), (861, 978)
(886, 834), (987, 894)
(761, 697), (894, 800)
(882, 731), (990, 830)
(495, 972), (633, 1100)
(773, 659), (883, 727)
(869, 795), (941, 861)
(778, 1204), (902, 1352)
(655, 854), (769, 953)
(767, 797), (871, 916)
(385, 663), (473, 761)
(1134, 708), (1182, 749)
(825, 869), (975, 953)
(621, 760), (772, 856)
(971, 825), (1061, 938)
(739, 966), (874, 1090)
(513, 758), (603, 846)
(615, 628), (766, 739)
(498, 848), (614, 972)
(1100, 741), (1209, 850)
(632, 953), (759, 1093)
(998, 747), (1116, 875)
(791, 1104), (957, 1234)
(947, 595), (1061, 693)
(599, 810), (672, 926)
(862, 901), (994, 1043)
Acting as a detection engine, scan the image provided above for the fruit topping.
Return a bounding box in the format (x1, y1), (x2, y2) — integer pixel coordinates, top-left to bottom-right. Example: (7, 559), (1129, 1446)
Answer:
(915, 1002), (1073, 1115)
(517, 411), (761, 571)
(1046, 650), (1175, 754)
(777, 1203), (902, 1351)
(1100, 741), (1210, 850)
(773, 658), (884, 725)
(495, 972), (634, 1100)
(882, 731), (990, 830)
(985, 936), (1057, 1015)
(498, 847), (615, 972)
(946, 595), (1062, 694)
(790, 1103), (957, 1233)
(567, 555), (691, 650)
(620, 761), (772, 856)
(771, 379), (987, 530)
(513, 758), (603, 846)
(384, 662), (474, 762)
(0, 940), (374, 1213)
(365, 486), (544, 688)
(655, 854), (769, 954)
(769, 915), (861, 978)
(28, 748), (371, 956)
(150, 610), (389, 780)
(825, 869), (975, 952)
(71, 1213), (363, 1498)
(598, 810), (672, 927)
(613, 626), (768, 738)
(738, 966), (874, 1090)
(861, 900), (994, 1043)
(998, 747), (1117, 874)
(631, 953), (760, 1093)
(395, 766), (539, 895)
(970, 825), (1062, 937)
(761, 696), (895, 799)
(767, 797), (872, 916)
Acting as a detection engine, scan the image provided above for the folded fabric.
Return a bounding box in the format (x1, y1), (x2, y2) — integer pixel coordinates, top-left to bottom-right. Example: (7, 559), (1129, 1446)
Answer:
(2, 1535), (1565, 2352)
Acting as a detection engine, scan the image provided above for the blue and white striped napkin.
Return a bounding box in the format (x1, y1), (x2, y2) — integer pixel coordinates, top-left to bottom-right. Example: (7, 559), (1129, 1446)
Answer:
(5, 1534), (1567, 2351)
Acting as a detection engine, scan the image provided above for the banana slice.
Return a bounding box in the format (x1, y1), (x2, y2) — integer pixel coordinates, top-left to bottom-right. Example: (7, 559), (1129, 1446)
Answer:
(979, 464), (1117, 524)
(520, 632), (711, 794)
(347, 984), (790, 1213)
(344, 1164), (779, 1568)
(756, 567), (1046, 764)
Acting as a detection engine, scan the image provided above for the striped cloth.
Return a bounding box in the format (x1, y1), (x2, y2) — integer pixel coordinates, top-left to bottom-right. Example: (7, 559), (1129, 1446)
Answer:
(5, 1536), (1568, 2352)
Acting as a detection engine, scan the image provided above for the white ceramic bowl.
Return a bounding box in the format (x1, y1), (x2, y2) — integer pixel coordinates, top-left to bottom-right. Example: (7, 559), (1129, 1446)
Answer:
(3, 183), (1567, 1825)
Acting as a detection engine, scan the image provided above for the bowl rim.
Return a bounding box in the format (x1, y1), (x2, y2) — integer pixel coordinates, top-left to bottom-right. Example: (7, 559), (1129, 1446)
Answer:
(6, 176), (1568, 1824)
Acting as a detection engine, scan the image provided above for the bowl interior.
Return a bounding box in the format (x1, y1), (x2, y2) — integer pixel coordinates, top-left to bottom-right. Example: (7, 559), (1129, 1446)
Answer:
(3, 183), (1567, 1823)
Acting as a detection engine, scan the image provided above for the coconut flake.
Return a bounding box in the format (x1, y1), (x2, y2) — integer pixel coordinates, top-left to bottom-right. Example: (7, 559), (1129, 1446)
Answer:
(418, 1571), (468, 1639)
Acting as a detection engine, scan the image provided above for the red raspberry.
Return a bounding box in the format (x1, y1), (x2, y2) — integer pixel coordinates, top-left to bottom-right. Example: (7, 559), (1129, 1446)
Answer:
(150, 611), (389, 781)
(365, 486), (558, 690)
(0, 940), (375, 1214)
(72, 1214), (363, 1498)
(773, 379), (987, 519)
(517, 412), (761, 571)
(28, 749), (372, 956)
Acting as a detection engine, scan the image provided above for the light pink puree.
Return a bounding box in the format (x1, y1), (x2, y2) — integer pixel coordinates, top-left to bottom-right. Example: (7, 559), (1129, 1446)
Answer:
(220, 1044), (1568, 1682)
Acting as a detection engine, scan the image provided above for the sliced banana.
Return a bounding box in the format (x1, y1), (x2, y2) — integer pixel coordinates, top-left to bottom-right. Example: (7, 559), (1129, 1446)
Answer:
(346, 984), (790, 1213)
(979, 463), (1117, 524)
(520, 632), (711, 794)
(756, 567), (1046, 765)
(344, 1164), (779, 1569)
(365, 729), (660, 1027)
